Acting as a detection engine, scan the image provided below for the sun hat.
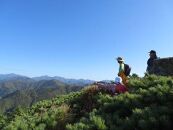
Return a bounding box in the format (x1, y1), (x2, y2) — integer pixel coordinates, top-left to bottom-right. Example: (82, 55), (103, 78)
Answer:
(115, 77), (122, 84)
(116, 57), (124, 62)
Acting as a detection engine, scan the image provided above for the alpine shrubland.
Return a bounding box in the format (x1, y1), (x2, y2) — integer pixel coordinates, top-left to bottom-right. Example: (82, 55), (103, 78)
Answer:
(0, 75), (173, 130)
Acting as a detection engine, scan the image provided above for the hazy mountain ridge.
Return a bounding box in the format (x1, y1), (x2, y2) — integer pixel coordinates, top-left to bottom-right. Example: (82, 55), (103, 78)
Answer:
(0, 74), (94, 113)
(32, 75), (94, 85)
(0, 74), (34, 82)
(0, 74), (94, 98)
(0, 79), (86, 113)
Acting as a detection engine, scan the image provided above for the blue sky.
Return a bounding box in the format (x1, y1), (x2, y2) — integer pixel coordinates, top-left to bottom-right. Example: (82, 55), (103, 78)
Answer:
(0, 0), (173, 80)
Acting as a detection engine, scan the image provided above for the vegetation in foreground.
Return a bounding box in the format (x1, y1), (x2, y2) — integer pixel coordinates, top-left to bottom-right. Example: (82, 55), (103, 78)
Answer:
(0, 75), (173, 130)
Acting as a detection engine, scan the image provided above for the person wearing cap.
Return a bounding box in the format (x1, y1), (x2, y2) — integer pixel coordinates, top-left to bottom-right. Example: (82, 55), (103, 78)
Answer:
(115, 77), (128, 94)
(147, 50), (158, 74)
(116, 57), (128, 85)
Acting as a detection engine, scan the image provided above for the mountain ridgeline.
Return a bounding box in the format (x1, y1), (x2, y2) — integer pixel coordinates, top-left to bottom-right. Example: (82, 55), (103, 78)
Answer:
(0, 74), (94, 113)
(0, 75), (172, 130)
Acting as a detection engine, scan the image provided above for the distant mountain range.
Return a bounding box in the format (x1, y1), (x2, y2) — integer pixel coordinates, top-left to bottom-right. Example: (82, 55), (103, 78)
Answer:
(0, 73), (94, 85)
(32, 75), (94, 86)
(0, 74), (95, 113)
(0, 80), (84, 113)
(0, 73), (34, 82)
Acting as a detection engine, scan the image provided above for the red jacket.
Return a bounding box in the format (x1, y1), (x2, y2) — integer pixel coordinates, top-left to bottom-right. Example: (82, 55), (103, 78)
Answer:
(115, 83), (128, 93)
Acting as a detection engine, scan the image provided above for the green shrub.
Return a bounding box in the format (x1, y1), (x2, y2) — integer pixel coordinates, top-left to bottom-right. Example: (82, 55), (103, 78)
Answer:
(0, 75), (173, 130)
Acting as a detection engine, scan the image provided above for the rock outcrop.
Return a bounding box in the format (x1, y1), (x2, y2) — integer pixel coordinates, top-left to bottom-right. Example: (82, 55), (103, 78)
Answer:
(149, 57), (173, 76)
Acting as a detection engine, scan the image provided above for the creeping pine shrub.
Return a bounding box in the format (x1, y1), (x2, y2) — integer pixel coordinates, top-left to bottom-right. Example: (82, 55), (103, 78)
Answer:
(67, 75), (173, 130)
(0, 115), (7, 129)
(66, 109), (107, 130)
(1, 75), (173, 130)
(66, 122), (89, 130)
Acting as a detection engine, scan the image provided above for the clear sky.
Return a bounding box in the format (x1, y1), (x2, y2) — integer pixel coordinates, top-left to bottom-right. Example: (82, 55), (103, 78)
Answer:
(0, 0), (173, 80)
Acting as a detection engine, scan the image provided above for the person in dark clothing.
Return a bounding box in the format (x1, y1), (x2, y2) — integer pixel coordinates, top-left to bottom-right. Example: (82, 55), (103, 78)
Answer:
(147, 50), (158, 73)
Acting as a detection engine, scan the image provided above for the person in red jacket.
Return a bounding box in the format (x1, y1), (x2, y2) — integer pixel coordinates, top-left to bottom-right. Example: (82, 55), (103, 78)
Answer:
(115, 77), (128, 94)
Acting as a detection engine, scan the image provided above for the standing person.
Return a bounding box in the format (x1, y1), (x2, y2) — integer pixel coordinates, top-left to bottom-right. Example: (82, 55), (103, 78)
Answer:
(116, 57), (131, 85)
(147, 50), (158, 74)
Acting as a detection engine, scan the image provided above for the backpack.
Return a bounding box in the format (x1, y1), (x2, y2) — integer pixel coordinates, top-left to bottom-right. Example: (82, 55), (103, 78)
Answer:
(124, 64), (131, 76)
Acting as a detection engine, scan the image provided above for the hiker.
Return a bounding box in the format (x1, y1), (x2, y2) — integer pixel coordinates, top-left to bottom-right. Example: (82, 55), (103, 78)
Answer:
(95, 81), (116, 95)
(147, 50), (158, 74)
(115, 77), (128, 94)
(116, 57), (131, 85)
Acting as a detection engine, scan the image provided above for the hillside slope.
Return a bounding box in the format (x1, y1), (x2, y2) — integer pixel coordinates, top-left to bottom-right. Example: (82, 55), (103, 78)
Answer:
(0, 75), (173, 130)
(0, 80), (84, 113)
(0, 79), (33, 98)
(0, 74), (94, 98)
